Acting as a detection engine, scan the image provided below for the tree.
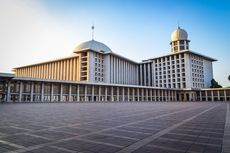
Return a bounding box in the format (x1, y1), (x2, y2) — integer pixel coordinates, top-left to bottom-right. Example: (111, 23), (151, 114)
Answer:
(210, 78), (222, 88)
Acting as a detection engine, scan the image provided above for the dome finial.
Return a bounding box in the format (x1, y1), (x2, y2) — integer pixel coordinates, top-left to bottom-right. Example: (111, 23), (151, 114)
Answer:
(91, 24), (95, 40)
(177, 21), (180, 29)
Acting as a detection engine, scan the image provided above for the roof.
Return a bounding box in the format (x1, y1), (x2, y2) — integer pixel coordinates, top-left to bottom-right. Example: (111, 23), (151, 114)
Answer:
(171, 27), (188, 41)
(13, 55), (79, 69)
(74, 40), (112, 53)
(0, 73), (15, 78)
(145, 50), (217, 62)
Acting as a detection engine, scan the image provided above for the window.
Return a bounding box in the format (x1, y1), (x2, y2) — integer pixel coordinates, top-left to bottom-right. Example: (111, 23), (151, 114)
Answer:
(180, 46), (185, 50)
(180, 40), (184, 44)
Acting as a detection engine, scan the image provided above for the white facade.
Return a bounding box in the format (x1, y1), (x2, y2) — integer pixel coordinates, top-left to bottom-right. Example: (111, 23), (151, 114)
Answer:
(87, 51), (139, 85)
(74, 27), (216, 89)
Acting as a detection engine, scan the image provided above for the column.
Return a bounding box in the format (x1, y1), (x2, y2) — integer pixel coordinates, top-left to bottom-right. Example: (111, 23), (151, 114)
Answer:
(60, 84), (63, 102)
(77, 85), (80, 101)
(117, 87), (119, 101)
(92, 86), (94, 102)
(146, 63), (149, 86)
(116, 59), (119, 83)
(150, 89), (153, 101)
(211, 90), (214, 102)
(132, 88), (135, 101)
(142, 88), (144, 101)
(30, 82), (34, 102)
(111, 86), (114, 102)
(165, 90), (168, 101)
(121, 61), (123, 84)
(143, 64), (146, 86)
(122, 87), (125, 101)
(127, 88), (130, 102)
(6, 81), (11, 102)
(68, 84), (72, 102)
(137, 88), (139, 102)
(217, 90), (220, 101)
(205, 90), (208, 101)
(105, 86), (108, 101)
(154, 90), (156, 102)
(169, 91), (171, 101)
(85, 85), (87, 101)
(146, 89), (148, 101)
(41, 82), (44, 102)
(19, 81), (23, 102)
(151, 62), (155, 86)
(140, 65), (143, 86)
(51, 83), (54, 102)
(224, 90), (227, 101)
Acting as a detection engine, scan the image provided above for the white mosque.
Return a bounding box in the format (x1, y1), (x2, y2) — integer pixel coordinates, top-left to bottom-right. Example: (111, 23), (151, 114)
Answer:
(0, 27), (229, 102)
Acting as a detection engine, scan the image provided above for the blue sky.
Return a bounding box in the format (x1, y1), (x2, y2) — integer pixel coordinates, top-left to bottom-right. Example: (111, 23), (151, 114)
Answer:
(0, 0), (229, 86)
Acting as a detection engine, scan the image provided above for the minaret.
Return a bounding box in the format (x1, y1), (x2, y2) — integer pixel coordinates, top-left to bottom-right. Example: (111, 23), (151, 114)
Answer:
(170, 27), (190, 53)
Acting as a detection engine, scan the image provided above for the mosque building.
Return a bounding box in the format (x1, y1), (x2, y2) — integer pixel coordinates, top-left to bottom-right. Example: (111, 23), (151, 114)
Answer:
(0, 27), (229, 102)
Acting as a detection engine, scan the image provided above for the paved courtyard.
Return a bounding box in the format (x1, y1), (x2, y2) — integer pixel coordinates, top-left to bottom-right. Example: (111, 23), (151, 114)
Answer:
(0, 102), (229, 153)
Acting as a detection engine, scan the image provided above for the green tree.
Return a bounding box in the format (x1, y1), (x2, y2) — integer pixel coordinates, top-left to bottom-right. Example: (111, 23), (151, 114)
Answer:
(210, 78), (222, 88)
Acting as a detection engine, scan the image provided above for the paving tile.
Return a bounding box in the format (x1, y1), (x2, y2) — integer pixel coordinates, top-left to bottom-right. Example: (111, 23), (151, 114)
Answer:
(117, 126), (160, 134)
(55, 139), (121, 153)
(1, 134), (50, 147)
(82, 133), (137, 147)
(23, 146), (70, 153)
(203, 145), (222, 153)
(0, 141), (19, 152)
(31, 130), (74, 140)
(101, 129), (151, 139)
(187, 143), (207, 153)
(0, 127), (29, 135)
(54, 126), (92, 135)
(132, 145), (168, 153)
(14, 124), (49, 131)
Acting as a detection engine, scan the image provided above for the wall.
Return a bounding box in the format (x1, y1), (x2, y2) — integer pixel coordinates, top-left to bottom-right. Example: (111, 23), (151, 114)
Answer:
(203, 60), (213, 88)
(15, 56), (80, 81)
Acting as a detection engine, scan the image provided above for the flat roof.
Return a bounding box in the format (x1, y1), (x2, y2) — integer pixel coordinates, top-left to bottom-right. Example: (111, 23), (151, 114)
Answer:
(0, 72), (15, 78)
(13, 55), (79, 69)
(144, 50), (217, 62)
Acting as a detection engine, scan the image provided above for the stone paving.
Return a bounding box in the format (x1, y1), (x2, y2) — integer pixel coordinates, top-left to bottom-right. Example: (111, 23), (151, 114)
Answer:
(0, 102), (229, 153)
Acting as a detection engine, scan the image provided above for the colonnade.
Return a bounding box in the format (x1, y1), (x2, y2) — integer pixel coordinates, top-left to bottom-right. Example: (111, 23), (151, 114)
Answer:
(197, 89), (230, 102)
(1, 79), (230, 102)
(3, 80), (177, 102)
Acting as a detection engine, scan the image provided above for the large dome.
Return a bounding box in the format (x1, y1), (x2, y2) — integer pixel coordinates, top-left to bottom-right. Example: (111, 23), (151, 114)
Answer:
(74, 40), (112, 53)
(171, 27), (188, 41)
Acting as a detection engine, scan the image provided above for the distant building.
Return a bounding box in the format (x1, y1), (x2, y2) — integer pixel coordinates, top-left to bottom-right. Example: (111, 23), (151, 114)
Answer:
(0, 27), (229, 102)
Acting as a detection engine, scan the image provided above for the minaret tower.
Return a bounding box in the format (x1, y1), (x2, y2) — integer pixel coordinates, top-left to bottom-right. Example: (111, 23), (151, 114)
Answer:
(170, 27), (190, 53)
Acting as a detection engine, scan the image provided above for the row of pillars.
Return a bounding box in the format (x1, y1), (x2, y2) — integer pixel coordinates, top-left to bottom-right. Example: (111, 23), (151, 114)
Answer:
(6, 81), (178, 102)
(199, 90), (228, 101)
